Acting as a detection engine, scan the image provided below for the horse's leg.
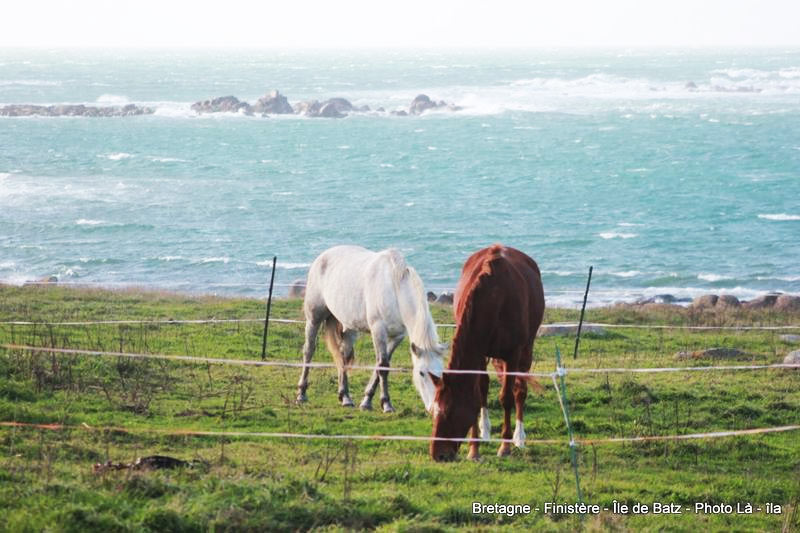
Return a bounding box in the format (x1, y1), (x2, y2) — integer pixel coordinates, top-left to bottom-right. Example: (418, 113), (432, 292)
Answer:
(468, 359), (490, 460)
(337, 330), (358, 407)
(513, 343), (534, 448)
(496, 360), (516, 457)
(296, 315), (323, 403)
(366, 325), (396, 413)
(360, 334), (402, 411)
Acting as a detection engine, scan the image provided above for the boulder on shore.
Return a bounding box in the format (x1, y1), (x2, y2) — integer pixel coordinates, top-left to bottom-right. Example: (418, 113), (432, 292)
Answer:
(690, 294), (718, 310)
(774, 295), (800, 312)
(716, 294), (741, 309)
(427, 291), (437, 303)
(742, 294), (781, 310)
(287, 279), (306, 299)
(436, 292), (454, 305)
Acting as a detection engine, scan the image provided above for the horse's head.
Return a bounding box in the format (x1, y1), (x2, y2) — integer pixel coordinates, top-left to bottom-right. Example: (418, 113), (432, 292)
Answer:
(430, 372), (481, 462)
(410, 341), (446, 413)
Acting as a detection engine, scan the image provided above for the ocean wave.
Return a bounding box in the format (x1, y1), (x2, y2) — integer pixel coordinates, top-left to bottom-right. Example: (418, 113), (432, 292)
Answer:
(157, 256), (184, 262)
(697, 273), (732, 282)
(147, 156), (188, 163)
(255, 261), (311, 269)
(75, 219), (106, 226)
(0, 80), (61, 87)
(96, 94), (130, 105)
(610, 271), (641, 278)
(99, 152), (133, 161)
(758, 213), (800, 221)
(598, 232), (638, 239)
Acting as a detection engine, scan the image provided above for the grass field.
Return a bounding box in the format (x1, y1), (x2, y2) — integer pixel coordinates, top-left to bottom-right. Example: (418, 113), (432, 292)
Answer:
(1, 284), (799, 532)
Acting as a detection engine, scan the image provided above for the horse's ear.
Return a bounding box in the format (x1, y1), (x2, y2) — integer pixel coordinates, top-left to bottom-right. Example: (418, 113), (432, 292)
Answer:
(411, 342), (420, 356)
(428, 372), (442, 387)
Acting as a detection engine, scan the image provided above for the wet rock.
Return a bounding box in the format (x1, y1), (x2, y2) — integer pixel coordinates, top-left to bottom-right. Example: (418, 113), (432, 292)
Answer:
(251, 90), (293, 114)
(408, 94), (461, 115)
(685, 81), (698, 90)
(675, 348), (747, 360)
(191, 95), (251, 114)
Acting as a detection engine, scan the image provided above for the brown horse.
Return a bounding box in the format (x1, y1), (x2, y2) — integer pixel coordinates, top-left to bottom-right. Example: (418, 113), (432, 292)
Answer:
(430, 244), (545, 461)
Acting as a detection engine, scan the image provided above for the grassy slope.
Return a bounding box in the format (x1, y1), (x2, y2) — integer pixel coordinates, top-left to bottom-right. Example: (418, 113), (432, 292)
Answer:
(0, 284), (799, 532)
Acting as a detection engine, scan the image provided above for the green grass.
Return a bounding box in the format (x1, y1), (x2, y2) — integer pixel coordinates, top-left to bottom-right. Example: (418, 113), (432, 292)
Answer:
(1, 284), (799, 532)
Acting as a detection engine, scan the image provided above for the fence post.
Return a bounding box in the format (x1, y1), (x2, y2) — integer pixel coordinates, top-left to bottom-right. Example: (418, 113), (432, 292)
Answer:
(573, 266), (593, 360)
(554, 345), (584, 516)
(261, 256), (277, 361)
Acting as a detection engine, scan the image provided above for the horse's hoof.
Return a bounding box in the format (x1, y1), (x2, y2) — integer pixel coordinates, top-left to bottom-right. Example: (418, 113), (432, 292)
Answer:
(359, 399), (372, 411)
(381, 401), (395, 413)
(296, 392), (308, 404)
(467, 450), (481, 462)
(497, 444), (512, 457)
(341, 396), (355, 407)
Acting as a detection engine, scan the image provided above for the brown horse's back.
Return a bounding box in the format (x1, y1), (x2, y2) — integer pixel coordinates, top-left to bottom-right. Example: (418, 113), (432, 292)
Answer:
(453, 244), (544, 363)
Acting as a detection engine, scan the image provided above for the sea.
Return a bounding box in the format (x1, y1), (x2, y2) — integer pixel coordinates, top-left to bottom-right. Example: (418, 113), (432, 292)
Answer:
(1, 48), (799, 307)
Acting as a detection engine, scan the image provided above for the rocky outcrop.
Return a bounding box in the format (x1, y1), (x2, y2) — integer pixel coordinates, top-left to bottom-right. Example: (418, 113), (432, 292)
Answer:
(294, 97), (355, 118)
(0, 104), (154, 117)
(675, 348), (748, 360)
(408, 94), (461, 115)
(191, 96), (251, 114)
(251, 90), (293, 115)
(427, 291), (437, 302)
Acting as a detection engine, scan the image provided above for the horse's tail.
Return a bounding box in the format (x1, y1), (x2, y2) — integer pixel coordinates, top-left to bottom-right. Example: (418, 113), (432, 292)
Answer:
(323, 315), (352, 369)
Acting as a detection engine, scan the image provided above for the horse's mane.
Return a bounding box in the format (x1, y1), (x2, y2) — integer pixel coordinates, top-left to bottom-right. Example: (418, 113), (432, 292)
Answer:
(386, 249), (441, 353)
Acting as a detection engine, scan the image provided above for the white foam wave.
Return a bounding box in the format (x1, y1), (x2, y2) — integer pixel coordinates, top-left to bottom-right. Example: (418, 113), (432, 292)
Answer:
(157, 256), (184, 262)
(758, 213), (800, 221)
(0, 80), (61, 87)
(0, 261), (15, 269)
(99, 153), (133, 161)
(611, 271), (641, 278)
(697, 273), (732, 282)
(199, 257), (229, 264)
(75, 219), (105, 226)
(148, 156), (188, 163)
(617, 222), (643, 227)
(598, 232), (637, 239)
(96, 94), (130, 105)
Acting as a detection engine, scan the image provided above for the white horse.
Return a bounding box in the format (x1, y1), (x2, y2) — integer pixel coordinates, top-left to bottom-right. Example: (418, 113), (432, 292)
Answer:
(296, 245), (446, 413)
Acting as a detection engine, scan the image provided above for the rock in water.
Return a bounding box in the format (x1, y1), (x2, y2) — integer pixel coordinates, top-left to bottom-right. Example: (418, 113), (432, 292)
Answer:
(191, 96), (252, 114)
(0, 103), (154, 117)
(251, 90), (293, 114)
(408, 94), (461, 115)
(295, 97), (354, 118)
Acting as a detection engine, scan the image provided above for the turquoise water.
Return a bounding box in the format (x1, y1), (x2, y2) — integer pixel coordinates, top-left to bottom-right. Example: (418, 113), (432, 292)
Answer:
(1, 48), (799, 306)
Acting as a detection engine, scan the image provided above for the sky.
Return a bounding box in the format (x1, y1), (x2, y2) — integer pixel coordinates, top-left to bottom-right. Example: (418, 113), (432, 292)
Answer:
(2, 0), (799, 48)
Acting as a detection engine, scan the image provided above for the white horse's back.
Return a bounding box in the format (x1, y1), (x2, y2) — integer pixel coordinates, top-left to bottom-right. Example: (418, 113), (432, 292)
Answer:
(298, 245), (445, 412)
